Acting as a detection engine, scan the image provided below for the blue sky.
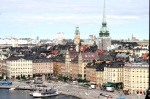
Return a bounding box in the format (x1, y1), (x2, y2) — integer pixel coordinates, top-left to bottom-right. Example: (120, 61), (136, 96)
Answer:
(0, 0), (149, 40)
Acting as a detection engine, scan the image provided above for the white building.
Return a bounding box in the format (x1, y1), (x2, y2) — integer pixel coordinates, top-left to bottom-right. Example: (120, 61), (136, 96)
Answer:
(5, 57), (33, 79)
(0, 37), (39, 47)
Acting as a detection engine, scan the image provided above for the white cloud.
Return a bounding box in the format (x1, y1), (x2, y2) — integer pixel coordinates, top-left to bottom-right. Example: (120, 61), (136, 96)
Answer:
(107, 15), (139, 20)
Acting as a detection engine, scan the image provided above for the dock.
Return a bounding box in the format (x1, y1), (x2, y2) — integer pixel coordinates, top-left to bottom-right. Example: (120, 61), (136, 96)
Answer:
(0, 85), (35, 90)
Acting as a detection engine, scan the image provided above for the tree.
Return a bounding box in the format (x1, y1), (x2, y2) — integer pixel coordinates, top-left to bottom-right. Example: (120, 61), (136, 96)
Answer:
(16, 75), (20, 80)
(21, 75), (26, 79)
(0, 76), (3, 80)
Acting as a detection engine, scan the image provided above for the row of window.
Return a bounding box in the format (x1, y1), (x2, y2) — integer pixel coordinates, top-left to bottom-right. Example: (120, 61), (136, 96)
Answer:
(11, 72), (31, 73)
(11, 64), (32, 66)
(11, 68), (32, 69)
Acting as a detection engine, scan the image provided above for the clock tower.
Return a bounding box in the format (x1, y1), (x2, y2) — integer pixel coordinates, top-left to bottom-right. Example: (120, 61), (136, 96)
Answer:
(74, 26), (80, 45)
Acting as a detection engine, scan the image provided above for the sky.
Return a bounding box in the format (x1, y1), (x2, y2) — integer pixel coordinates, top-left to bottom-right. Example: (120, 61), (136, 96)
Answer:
(0, 0), (149, 40)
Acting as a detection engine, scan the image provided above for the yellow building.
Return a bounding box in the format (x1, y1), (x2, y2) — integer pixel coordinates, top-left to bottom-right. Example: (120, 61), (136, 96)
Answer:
(86, 61), (105, 86)
(6, 57), (32, 79)
(103, 61), (124, 89)
(124, 62), (149, 94)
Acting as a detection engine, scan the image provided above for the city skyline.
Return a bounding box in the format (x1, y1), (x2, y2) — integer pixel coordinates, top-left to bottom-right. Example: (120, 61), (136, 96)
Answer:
(0, 0), (149, 40)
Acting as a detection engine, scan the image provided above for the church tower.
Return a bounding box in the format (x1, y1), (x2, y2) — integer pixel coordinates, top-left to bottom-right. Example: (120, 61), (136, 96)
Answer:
(99, 0), (109, 37)
(74, 26), (80, 45)
(96, 0), (111, 50)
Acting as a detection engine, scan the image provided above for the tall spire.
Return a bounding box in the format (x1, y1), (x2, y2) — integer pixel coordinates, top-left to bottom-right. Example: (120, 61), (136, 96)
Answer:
(103, 0), (106, 23)
(99, 0), (109, 37)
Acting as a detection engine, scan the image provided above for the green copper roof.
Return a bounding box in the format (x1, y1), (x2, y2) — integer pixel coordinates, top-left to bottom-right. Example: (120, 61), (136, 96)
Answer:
(75, 26), (80, 34)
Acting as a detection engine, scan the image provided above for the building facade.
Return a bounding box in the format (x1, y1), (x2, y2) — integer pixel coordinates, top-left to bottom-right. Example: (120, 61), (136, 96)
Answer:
(78, 52), (99, 79)
(32, 58), (53, 80)
(5, 57), (32, 79)
(123, 62), (149, 94)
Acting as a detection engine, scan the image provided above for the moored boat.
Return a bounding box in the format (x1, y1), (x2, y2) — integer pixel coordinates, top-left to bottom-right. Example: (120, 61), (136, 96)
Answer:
(9, 88), (15, 91)
(32, 88), (59, 98)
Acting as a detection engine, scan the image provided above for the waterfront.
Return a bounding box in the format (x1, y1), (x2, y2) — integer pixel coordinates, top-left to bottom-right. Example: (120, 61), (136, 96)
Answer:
(0, 80), (146, 99)
(0, 89), (80, 99)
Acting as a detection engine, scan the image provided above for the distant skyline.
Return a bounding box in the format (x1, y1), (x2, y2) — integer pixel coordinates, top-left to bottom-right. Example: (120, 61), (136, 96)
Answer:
(0, 0), (149, 40)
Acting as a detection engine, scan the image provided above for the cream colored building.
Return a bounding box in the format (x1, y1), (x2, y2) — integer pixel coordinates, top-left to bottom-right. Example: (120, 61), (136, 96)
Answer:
(133, 48), (149, 57)
(96, 71), (104, 86)
(6, 57), (32, 79)
(104, 62), (124, 83)
(124, 62), (149, 94)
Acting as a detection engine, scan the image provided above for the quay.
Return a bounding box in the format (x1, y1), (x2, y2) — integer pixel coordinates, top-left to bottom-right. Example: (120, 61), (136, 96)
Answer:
(0, 80), (146, 99)
(0, 85), (35, 90)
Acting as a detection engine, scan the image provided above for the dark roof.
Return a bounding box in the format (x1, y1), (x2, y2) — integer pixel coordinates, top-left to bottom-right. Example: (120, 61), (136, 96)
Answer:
(86, 61), (105, 71)
(33, 58), (53, 63)
(99, 53), (113, 61)
(106, 61), (124, 68)
(6, 56), (33, 61)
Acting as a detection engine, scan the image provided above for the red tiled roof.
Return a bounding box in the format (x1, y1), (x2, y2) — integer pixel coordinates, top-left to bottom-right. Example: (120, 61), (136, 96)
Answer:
(96, 50), (104, 54)
(79, 45), (89, 52)
(51, 50), (58, 54)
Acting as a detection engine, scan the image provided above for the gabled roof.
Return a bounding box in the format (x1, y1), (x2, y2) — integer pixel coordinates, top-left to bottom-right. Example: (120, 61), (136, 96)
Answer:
(69, 49), (79, 58)
(81, 52), (99, 60)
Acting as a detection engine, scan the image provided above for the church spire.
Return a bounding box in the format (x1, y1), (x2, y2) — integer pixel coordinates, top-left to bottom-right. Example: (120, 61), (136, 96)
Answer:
(99, 0), (109, 37)
(75, 25), (80, 34)
(103, 0), (106, 23)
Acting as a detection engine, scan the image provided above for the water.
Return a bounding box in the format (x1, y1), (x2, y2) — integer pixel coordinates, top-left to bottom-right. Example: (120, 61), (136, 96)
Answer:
(0, 89), (80, 99)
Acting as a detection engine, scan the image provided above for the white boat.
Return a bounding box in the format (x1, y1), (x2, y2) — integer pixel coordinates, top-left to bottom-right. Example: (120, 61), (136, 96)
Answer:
(29, 91), (34, 96)
(32, 88), (59, 98)
(9, 88), (15, 91)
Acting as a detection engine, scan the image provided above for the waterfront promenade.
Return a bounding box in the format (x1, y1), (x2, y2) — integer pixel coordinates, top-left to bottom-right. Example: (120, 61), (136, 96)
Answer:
(0, 80), (146, 99)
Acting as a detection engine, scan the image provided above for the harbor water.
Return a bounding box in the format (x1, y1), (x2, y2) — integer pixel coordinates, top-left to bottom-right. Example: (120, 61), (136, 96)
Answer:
(0, 89), (80, 99)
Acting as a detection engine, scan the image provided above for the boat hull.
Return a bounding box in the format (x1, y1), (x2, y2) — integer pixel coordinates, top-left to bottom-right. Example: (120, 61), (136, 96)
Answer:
(33, 92), (58, 98)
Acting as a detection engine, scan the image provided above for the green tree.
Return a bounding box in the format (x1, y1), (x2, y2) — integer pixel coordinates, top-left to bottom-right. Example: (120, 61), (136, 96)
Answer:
(21, 75), (26, 79)
(16, 75), (20, 80)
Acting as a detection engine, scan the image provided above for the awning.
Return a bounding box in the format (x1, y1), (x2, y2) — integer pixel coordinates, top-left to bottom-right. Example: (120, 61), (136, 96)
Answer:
(123, 88), (129, 91)
(139, 90), (142, 93)
(102, 83), (113, 87)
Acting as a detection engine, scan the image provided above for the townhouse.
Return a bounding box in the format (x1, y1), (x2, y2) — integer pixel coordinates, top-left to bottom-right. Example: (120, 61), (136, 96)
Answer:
(32, 58), (53, 81)
(78, 52), (99, 79)
(103, 61), (124, 89)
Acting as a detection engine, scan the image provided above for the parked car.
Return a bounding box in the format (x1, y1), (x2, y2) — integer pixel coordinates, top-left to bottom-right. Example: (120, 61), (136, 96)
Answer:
(106, 87), (115, 92)
(100, 93), (112, 98)
(33, 80), (43, 84)
(25, 80), (31, 84)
